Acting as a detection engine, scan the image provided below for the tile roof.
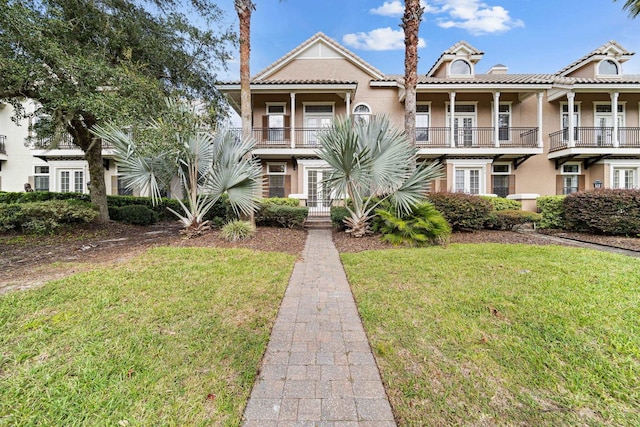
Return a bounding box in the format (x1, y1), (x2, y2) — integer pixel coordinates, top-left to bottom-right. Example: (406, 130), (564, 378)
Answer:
(556, 41), (634, 76)
(219, 79), (358, 86)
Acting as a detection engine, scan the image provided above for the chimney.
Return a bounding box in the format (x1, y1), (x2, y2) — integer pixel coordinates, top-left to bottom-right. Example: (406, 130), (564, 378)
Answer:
(487, 64), (508, 75)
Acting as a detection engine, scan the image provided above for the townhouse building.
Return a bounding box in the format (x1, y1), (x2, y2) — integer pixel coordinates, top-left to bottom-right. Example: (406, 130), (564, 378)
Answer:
(2, 32), (640, 214)
(217, 33), (640, 212)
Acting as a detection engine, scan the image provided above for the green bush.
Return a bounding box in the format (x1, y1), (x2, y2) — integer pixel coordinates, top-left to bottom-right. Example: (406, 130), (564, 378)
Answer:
(259, 197), (300, 207)
(202, 193), (235, 226)
(330, 206), (350, 230)
(537, 195), (566, 229)
(0, 200), (98, 234)
(481, 196), (522, 211)
(220, 220), (255, 242)
(106, 195), (182, 221)
(427, 192), (492, 231)
(563, 189), (640, 235)
(374, 202), (451, 246)
(255, 205), (309, 228)
(0, 191), (91, 204)
(485, 210), (542, 230)
(117, 205), (158, 226)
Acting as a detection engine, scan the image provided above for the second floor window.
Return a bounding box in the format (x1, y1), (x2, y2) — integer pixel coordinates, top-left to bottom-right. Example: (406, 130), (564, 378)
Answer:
(353, 104), (371, 125)
(266, 104), (286, 141)
(416, 104), (430, 142)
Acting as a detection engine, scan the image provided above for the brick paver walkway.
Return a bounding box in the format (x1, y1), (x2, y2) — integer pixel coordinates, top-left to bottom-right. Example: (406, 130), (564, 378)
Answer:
(242, 229), (396, 426)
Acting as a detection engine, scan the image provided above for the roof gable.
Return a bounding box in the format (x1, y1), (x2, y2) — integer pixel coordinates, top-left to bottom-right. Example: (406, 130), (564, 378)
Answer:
(253, 32), (385, 81)
(425, 41), (484, 77)
(556, 41), (634, 77)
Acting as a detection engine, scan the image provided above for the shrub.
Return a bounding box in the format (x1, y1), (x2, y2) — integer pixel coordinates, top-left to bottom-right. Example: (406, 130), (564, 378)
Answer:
(330, 206), (350, 230)
(427, 192), (492, 231)
(0, 191), (91, 204)
(220, 220), (255, 241)
(202, 193), (235, 225)
(0, 200), (98, 234)
(537, 195), (566, 229)
(563, 189), (640, 235)
(255, 205), (309, 228)
(485, 210), (542, 230)
(117, 205), (158, 226)
(259, 197), (300, 207)
(481, 196), (522, 211)
(374, 202), (451, 246)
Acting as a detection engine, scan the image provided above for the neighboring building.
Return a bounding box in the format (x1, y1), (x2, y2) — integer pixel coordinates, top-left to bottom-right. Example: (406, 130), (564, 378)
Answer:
(217, 33), (640, 212)
(2, 33), (640, 213)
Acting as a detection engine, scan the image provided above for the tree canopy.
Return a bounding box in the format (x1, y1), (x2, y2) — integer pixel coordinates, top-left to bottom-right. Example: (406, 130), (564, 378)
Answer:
(0, 0), (235, 220)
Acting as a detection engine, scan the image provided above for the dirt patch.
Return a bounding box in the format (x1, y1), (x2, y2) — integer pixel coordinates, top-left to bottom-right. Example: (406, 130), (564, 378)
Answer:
(2, 222), (638, 293)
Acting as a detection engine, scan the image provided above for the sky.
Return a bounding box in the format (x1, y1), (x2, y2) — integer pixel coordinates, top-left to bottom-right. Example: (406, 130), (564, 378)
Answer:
(217, 0), (640, 80)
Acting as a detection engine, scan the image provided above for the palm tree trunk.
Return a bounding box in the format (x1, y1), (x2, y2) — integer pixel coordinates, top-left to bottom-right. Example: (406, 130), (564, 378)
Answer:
(235, 0), (254, 142)
(402, 0), (424, 146)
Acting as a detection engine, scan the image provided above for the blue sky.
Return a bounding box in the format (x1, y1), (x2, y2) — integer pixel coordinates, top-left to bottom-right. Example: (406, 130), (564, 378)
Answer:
(218, 0), (640, 79)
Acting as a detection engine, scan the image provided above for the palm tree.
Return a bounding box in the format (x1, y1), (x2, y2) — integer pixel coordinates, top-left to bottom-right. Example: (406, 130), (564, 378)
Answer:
(235, 0), (255, 142)
(317, 115), (443, 237)
(92, 100), (262, 237)
(616, 0), (640, 17)
(402, 0), (425, 145)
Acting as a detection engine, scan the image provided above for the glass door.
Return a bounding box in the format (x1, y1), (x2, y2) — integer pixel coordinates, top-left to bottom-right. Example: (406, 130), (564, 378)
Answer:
(454, 116), (474, 147)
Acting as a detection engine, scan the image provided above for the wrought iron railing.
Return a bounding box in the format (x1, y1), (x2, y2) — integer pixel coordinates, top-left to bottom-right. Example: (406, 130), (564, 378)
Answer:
(549, 127), (640, 152)
(31, 133), (113, 149)
(415, 127), (538, 148)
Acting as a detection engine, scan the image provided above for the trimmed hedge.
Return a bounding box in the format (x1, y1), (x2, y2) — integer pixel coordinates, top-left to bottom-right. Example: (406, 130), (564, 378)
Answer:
(485, 209), (541, 230)
(536, 195), (566, 229)
(427, 192), (492, 231)
(564, 189), (640, 235)
(481, 196), (522, 211)
(113, 205), (159, 226)
(0, 200), (98, 234)
(258, 197), (300, 207)
(330, 206), (350, 230)
(255, 204), (309, 228)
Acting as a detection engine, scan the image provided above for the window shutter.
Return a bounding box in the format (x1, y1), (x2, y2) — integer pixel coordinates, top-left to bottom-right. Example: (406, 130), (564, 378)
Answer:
(490, 175), (494, 191)
(111, 176), (118, 195)
(556, 175), (563, 195)
(261, 115), (268, 142)
(508, 174), (516, 194)
(262, 174), (269, 198)
(284, 174), (291, 197)
(284, 115), (290, 129)
(578, 175), (586, 192)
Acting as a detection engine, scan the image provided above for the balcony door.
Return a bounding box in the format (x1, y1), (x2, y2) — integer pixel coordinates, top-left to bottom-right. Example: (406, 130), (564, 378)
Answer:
(454, 115), (475, 147)
(595, 104), (624, 146)
(304, 104), (333, 147)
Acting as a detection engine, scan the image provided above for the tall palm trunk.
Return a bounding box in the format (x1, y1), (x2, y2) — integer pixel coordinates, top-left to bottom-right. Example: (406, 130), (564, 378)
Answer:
(402, 0), (424, 146)
(235, 0), (254, 142)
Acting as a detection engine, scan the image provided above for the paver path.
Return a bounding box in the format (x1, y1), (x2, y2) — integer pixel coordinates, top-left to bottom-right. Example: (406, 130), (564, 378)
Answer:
(242, 229), (396, 426)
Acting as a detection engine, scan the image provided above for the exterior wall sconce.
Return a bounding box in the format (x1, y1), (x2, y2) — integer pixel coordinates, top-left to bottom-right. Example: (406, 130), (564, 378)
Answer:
(593, 180), (603, 189)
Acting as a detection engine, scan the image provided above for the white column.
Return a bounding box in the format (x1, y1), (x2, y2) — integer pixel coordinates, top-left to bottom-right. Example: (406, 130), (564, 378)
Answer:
(611, 91), (619, 148)
(449, 91), (456, 148)
(290, 92), (296, 149)
(567, 92), (575, 148)
(346, 92), (351, 119)
(537, 91), (544, 148)
(493, 91), (500, 147)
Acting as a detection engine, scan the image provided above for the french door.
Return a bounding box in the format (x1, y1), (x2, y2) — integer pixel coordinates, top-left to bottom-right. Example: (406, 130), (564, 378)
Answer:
(307, 169), (332, 214)
(304, 116), (332, 146)
(454, 115), (475, 147)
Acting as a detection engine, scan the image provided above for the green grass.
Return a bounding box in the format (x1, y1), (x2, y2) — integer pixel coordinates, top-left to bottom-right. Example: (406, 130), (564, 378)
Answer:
(0, 247), (295, 426)
(341, 244), (640, 426)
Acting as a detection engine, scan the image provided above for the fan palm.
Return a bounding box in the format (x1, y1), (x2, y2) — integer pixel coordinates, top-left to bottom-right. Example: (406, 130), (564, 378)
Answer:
(317, 115), (443, 237)
(616, 0), (640, 17)
(93, 118), (261, 237)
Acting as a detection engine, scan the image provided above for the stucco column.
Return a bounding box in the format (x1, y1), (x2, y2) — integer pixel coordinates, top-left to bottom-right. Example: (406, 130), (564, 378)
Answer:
(346, 92), (351, 119)
(449, 91), (456, 148)
(611, 91), (619, 148)
(567, 92), (575, 148)
(537, 91), (544, 148)
(493, 91), (500, 147)
(290, 92), (296, 149)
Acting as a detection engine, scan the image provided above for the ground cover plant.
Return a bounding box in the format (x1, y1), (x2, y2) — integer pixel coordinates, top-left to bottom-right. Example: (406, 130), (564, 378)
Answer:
(0, 247), (295, 426)
(341, 245), (640, 426)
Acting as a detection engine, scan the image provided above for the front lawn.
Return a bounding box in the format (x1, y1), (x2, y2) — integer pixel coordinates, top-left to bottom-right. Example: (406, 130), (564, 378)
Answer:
(0, 247), (295, 426)
(342, 244), (640, 426)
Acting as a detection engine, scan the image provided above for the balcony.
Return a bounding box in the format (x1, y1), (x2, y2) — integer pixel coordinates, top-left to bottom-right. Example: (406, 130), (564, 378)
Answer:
(549, 127), (640, 152)
(231, 127), (539, 152)
(31, 133), (114, 150)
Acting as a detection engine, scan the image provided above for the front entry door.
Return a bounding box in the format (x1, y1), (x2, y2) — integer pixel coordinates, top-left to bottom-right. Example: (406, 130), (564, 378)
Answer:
(307, 169), (332, 215)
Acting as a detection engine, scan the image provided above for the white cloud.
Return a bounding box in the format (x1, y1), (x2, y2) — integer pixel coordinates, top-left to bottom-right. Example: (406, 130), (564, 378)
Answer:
(370, 1), (441, 17)
(343, 27), (426, 51)
(435, 0), (524, 35)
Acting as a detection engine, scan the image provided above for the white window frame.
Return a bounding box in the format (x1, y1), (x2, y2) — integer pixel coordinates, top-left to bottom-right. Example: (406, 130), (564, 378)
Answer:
(560, 163), (580, 195)
(416, 103), (431, 143)
(267, 162), (287, 175)
(59, 169), (85, 193)
(607, 160), (640, 189)
(491, 102), (512, 142)
(449, 160), (489, 195)
(449, 59), (473, 77)
(561, 163), (581, 175)
(353, 103), (372, 125)
(597, 59), (621, 77)
(492, 163), (511, 175)
(33, 165), (50, 191)
(266, 103), (287, 142)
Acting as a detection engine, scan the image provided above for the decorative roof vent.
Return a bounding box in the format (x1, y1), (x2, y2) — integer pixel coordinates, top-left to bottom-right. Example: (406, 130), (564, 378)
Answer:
(487, 64), (508, 75)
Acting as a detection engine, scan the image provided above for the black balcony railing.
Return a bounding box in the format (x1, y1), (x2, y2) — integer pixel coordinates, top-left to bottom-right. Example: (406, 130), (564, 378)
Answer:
(31, 133), (113, 149)
(549, 127), (640, 152)
(415, 127), (538, 148)
(0, 135), (6, 154)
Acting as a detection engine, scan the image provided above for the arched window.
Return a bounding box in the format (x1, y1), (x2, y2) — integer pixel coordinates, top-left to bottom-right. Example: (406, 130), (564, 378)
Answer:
(353, 104), (371, 124)
(450, 59), (472, 75)
(599, 59), (619, 75)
